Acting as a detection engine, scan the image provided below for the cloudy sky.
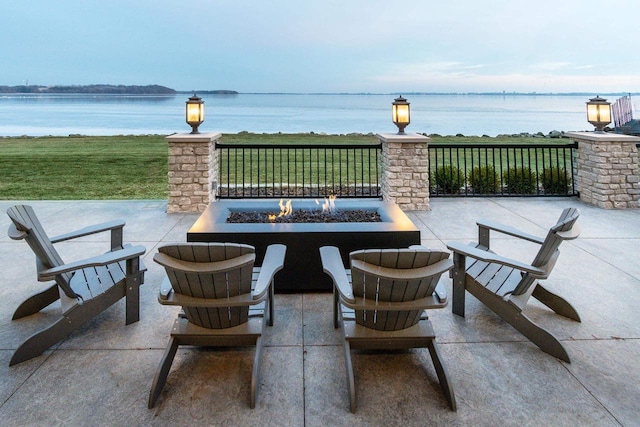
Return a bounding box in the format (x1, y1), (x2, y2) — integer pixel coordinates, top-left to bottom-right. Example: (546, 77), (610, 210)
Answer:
(3, 0), (639, 93)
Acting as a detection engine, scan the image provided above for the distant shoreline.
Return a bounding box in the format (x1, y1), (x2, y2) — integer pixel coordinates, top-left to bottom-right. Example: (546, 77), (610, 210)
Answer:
(0, 84), (238, 95)
(0, 84), (636, 97)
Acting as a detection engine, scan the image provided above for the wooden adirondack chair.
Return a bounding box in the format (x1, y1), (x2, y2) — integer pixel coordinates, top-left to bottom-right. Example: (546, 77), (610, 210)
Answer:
(446, 207), (581, 363)
(6, 205), (146, 366)
(149, 242), (286, 409)
(320, 246), (456, 413)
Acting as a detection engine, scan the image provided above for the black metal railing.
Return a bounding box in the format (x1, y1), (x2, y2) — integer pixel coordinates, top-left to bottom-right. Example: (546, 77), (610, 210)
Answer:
(429, 141), (578, 197)
(216, 142), (382, 199)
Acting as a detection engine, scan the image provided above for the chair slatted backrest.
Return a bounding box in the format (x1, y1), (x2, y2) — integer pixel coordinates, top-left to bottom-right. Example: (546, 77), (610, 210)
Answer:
(349, 249), (450, 331)
(158, 243), (256, 329)
(7, 205), (76, 297)
(512, 207), (580, 296)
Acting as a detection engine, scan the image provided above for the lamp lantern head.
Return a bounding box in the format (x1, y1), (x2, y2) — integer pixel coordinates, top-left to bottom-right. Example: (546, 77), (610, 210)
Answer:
(186, 93), (205, 134)
(586, 96), (611, 133)
(392, 95), (410, 134)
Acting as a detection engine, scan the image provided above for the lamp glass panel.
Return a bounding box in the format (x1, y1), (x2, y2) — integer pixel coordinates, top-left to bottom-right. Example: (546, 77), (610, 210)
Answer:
(587, 104), (600, 122)
(396, 105), (410, 124)
(187, 104), (203, 123)
(599, 105), (611, 122)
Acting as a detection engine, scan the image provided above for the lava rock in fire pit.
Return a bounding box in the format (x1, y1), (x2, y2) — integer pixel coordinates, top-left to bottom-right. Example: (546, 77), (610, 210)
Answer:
(227, 209), (381, 223)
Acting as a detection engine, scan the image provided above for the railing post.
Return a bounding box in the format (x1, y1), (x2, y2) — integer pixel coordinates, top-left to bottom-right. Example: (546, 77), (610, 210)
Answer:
(166, 132), (221, 213)
(376, 133), (430, 211)
(566, 131), (640, 209)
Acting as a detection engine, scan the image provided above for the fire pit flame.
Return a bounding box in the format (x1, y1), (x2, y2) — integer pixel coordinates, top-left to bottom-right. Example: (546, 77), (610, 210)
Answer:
(316, 195), (337, 214)
(278, 199), (293, 217)
(268, 199), (294, 221)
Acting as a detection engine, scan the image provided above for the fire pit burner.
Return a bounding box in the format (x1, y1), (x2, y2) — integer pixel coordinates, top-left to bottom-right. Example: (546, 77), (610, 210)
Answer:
(188, 199), (420, 292)
(227, 209), (381, 224)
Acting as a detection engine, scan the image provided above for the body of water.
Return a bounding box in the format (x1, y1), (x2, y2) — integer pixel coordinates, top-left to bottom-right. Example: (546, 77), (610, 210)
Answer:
(0, 93), (629, 137)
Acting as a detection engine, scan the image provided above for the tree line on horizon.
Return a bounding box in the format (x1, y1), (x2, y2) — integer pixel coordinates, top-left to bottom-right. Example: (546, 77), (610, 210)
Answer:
(0, 84), (177, 94)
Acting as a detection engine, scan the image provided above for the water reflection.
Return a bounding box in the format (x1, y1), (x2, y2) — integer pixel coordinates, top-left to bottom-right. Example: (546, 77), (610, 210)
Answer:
(2, 94), (177, 103)
(0, 93), (599, 137)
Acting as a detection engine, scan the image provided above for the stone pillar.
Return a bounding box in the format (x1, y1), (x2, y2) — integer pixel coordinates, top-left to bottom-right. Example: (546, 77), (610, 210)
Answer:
(166, 132), (221, 213)
(566, 131), (640, 209)
(376, 133), (430, 211)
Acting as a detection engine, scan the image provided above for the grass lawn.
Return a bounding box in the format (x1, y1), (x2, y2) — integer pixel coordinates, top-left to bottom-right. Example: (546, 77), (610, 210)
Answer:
(0, 135), (167, 199)
(0, 133), (566, 200)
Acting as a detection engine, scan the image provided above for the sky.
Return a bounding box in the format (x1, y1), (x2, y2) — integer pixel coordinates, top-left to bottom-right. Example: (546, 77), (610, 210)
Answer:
(3, 0), (640, 93)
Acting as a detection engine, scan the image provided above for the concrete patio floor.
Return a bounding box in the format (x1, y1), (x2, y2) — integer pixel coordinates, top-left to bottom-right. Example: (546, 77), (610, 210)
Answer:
(0, 198), (638, 426)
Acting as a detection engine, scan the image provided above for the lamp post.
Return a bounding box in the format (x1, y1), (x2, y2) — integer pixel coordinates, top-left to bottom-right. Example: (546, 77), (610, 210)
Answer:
(586, 96), (611, 133)
(186, 94), (204, 134)
(392, 96), (410, 134)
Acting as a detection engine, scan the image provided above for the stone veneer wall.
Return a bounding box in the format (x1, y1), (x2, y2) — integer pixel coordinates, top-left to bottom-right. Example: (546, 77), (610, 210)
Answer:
(376, 133), (430, 211)
(166, 133), (221, 213)
(566, 132), (640, 209)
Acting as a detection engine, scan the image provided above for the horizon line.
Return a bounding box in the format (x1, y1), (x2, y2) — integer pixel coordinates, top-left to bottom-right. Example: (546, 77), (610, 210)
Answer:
(184, 91), (640, 96)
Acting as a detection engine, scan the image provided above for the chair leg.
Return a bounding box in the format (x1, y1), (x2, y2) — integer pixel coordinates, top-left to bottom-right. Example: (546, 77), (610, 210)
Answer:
(512, 312), (571, 363)
(427, 340), (457, 411)
(10, 313), (76, 366)
(125, 261), (142, 325)
(148, 337), (179, 409)
(12, 284), (59, 320)
(250, 335), (264, 409)
(451, 252), (467, 318)
(467, 281), (572, 362)
(343, 339), (356, 413)
(333, 286), (340, 329)
(267, 281), (274, 327)
(533, 284), (581, 322)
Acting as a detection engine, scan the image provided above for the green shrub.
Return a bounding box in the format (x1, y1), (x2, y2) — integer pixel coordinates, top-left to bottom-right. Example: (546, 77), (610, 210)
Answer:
(432, 166), (465, 194)
(502, 166), (537, 194)
(542, 167), (572, 194)
(469, 165), (500, 194)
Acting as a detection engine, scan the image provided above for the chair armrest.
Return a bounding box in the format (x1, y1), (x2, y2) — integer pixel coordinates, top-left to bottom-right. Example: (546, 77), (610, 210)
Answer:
(153, 252), (255, 274)
(8, 223), (27, 240)
(38, 245), (146, 280)
(557, 223), (580, 240)
(477, 219), (544, 244)
(159, 277), (173, 300)
(446, 241), (546, 276)
(50, 220), (125, 243)
(319, 246), (355, 304)
(253, 244), (287, 300)
(434, 282), (448, 303)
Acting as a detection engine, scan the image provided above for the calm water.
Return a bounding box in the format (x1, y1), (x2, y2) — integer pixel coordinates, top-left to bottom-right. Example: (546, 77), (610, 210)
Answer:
(0, 93), (622, 137)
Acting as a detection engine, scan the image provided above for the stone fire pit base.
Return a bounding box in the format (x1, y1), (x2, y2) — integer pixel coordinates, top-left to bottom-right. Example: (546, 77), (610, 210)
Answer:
(187, 199), (420, 292)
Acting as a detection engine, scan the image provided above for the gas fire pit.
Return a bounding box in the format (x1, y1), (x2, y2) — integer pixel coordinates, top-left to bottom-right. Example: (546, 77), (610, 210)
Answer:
(187, 199), (420, 292)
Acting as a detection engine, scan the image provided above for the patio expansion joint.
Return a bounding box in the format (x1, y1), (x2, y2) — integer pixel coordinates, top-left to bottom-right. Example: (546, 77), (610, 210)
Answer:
(157, 212), (194, 242)
(0, 349), (55, 410)
(570, 238), (640, 282)
(300, 295), (308, 423)
(557, 360), (625, 426)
